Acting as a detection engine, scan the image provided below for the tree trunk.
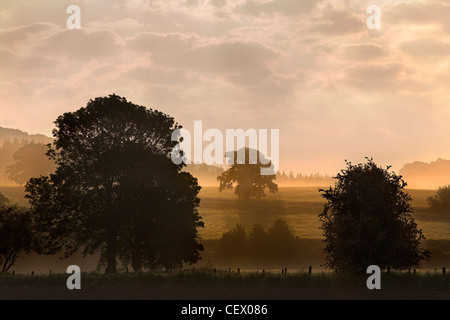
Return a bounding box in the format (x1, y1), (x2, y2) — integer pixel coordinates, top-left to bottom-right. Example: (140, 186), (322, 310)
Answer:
(131, 237), (143, 272)
(5, 250), (18, 272)
(106, 230), (117, 274)
(132, 253), (143, 273)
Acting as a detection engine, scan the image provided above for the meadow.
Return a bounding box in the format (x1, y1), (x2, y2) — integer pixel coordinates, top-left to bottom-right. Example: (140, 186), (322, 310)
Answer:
(2, 185), (450, 273)
(0, 269), (449, 299)
(1, 184), (450, 299)
(197, 186), (450, 240)
(3, 185), (448, 240)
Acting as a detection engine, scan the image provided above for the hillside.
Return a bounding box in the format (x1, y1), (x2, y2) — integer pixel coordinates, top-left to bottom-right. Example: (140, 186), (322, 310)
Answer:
(0, 126), (53, 184)
(0, 126), (52, 144)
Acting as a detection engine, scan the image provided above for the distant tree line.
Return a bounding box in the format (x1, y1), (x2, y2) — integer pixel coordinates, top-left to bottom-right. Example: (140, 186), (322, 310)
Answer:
(184, 164), (333, 188)
(276, 171), (333, 186)
(183, 164), (224, 186)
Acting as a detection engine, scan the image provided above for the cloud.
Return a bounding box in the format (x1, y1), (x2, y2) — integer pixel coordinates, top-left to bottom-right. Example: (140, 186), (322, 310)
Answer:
(4, 0), (450, 174)
(310, 6), (364, 35)
(123, 67), (192, 86)
(85, 19), (145, 36)
(0, 22), (58, 50)
(0, 49), (15, 69)
(128, 31), (278, 79)
(187, 41), (278, 74)
(400, 38), (450, 58)
(210, 0), (227, 8)
(342, 63), (406, 92)
(32, 28), (124, 61)
(127, 31), (198, 54)
(343, 44), (387, 61)
(236, 0), (318, 16)
(386, 1), (450, 31)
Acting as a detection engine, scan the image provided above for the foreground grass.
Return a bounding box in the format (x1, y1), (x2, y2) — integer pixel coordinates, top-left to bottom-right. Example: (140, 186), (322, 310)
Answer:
(1, 269), (450, 292)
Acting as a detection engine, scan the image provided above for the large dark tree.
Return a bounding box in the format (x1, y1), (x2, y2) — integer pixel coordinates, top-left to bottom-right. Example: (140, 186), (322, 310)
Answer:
(319, 158), (430, 273)
(25, 94), (203, 273)
(116, 154), (203, 271)
(0, 193), (34, 273)
(217, 147), (278, 200)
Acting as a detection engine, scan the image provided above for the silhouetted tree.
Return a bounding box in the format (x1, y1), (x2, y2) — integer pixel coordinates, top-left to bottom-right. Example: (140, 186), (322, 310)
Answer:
(427, 185), (450, 211)
(25, 94), (203, 273)
(0, 192), (8, 208)
(7, 143), (56, 184)
(319, 158), (430, 273)
(248, 224), (268, 264)
(215, 219), (298, 266)
(0, 194), (33, 272)
(267, 219), (296, 263)
(0, 139), (29, 184)
(218, 147), (278, 200)
(116, 158), (203, 271)
(217, 224), (249, 264)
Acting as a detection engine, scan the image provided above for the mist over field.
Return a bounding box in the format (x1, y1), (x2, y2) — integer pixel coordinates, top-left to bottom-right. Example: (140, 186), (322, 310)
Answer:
(2, 183), (450, 274)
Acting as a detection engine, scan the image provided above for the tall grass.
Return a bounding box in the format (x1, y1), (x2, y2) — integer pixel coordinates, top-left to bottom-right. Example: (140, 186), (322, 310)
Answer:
(1, 269), (449, 291)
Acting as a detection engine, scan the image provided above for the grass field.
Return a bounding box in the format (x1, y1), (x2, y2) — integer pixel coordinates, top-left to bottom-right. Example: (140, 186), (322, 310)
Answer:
(2, 185), (450, 299)
(3, 185), (450, 273)
(2, 185), (448, 240)
(1, 270), (450, 299)
(197, 186), (450, 240)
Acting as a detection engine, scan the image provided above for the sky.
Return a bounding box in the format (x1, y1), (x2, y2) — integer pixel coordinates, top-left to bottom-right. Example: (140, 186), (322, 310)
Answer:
(1, 0), (450, 175)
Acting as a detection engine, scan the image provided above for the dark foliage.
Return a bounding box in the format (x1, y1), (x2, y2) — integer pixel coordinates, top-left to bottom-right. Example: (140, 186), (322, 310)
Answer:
(0, 193), (34, 272)
(25, 94), (204, 273)
(215, 219), (297, 266)
(319, 158), (430, 273)
(427, 185), (450, 211)
(218, 147), (278, 200)
(7, 143), (56, 184)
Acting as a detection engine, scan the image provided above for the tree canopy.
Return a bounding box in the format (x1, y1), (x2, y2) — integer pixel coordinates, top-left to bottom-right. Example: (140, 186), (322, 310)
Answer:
(7, 143), (56, 184)
(0, 193), (34, 273)
(319, 158), (430, 273)
(25, 94), (204, 273)
(216, 219), (297, 267)
(427, 185), (450, 211)
(217, 147), (278, 200)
